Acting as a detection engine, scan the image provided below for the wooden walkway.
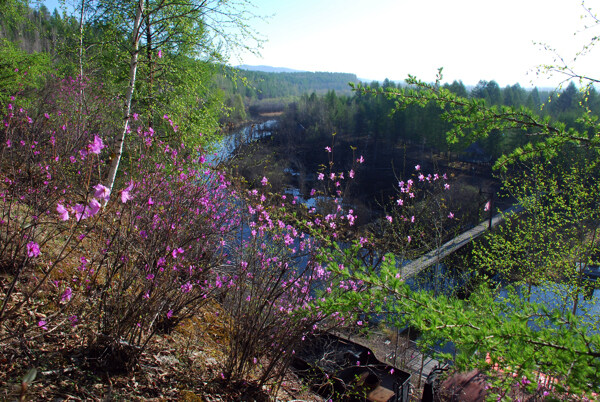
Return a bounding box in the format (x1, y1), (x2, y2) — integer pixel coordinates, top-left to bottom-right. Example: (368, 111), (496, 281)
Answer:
(400, 204), (524, 280)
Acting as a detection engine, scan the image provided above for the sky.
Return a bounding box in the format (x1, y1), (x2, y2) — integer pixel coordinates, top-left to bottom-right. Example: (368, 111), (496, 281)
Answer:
(42, 0), (599, 87)
(230, 0), (600, 87)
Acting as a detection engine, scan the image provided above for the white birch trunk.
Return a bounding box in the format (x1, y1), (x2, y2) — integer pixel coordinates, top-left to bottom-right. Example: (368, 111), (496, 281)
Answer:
(105, 0), (145, 199)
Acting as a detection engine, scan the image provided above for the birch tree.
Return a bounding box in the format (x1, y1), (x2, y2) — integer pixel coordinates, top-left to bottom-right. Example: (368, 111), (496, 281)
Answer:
(90, 0), (261, 196)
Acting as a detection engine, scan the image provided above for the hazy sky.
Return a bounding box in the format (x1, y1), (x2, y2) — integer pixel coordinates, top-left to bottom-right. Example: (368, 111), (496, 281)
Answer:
(232, 0), (599, 87)
(42, 0), (599, 87)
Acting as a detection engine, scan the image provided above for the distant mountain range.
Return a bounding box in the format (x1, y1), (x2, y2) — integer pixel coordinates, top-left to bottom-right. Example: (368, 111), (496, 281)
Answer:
(236, 65), (308, 74)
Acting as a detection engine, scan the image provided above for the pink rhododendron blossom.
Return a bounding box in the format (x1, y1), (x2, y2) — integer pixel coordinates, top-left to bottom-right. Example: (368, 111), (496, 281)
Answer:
(88, 135), (105, 154)
(261, 176), (268, 186)
(121, 182), (134, 203)
(386, 216), (393, 223)
(73, 204), (85, 220)
(448, 212), (454, 219)
(484, 200), (491, 211)
(407, 235), (412, 243)
(397, 199), (403, 206)
(27, 242), (40, 258)
(325, 146), (331, 153)
(317, 173), (324, 181)
(93, 183), (110, 202)
(38, 320), (48, 330)
(56, 203), (69, 220)
(172, 247), (184, 258)
(62, 287), (73, 302)
(357, 155), (364, 164)
(415, 164), (421, 171)
(87, 198), (101, 217)
(158, 49), (162, 58)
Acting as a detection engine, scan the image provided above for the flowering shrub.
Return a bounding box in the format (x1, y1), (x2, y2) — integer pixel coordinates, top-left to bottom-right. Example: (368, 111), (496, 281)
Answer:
(0, 89), (106, 331)
(219, 187), (355, 387)
(0, 78), (241, 370)
(0, 75), (464, 393)
(79, 146), (241, 369)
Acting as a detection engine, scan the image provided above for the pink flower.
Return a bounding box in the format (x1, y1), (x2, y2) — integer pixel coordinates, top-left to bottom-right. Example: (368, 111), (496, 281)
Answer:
(397, 199), (403, 206)
(357, 155), (364, 164)
(448, 212), (454, 219)
(61, 287), (73, 302)
(38, 320), (48, 330)
(121, 182), (134, 203)
(386, 216), (393, 223)
(93, 183), (110, 202)
(167, 310), (173, 318)
(73, 204), (85, 221)
(261, 176), (268, 186)
(349, 169), (355, 178)
(158, 49), (162, 58)
(407, 235), (411, 243)
(325, 146), (332, 153)
(88, 135), (105, 154)
(357, 320), (363, 326)
(148, 197), (154, 206)
(444, 183), (450, 190)
(87, 198), (101, 217)
(27, 242), (40, 258)
(415, 164), (420, 171)
(172, 247), (184, 258)
(56, 203), (69, 221)
(317, 173), (324, 181)
(484, 200), (491, 211)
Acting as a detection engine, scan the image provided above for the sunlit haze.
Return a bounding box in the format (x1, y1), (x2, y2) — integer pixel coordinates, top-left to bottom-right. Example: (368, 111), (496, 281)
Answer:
(232, 0), (598, 87)
(42, 0), (599, 87)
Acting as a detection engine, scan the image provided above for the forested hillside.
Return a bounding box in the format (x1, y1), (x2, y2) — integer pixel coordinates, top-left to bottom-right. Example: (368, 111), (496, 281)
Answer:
(274, 79), (594, 160)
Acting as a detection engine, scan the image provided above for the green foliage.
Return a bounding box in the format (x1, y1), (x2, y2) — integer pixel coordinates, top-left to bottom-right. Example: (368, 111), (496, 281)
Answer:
(352, 69), (600, 169)
(337, 68), (600, 396)
(0, 39), (51, 103)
